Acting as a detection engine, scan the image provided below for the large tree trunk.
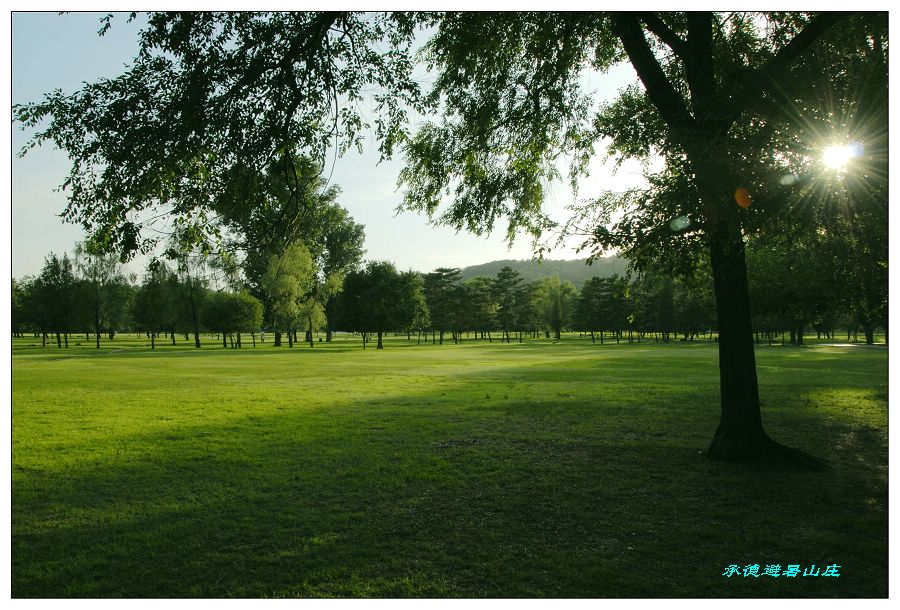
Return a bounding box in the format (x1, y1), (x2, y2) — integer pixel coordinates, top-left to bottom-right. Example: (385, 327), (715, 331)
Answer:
(274, 331), (282, 347)
(706, 225), (768, 461)
(702, 183), (823, 469)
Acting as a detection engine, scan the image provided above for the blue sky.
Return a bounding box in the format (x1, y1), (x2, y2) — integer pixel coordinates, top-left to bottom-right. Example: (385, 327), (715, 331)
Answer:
(9, 11), (644, 279)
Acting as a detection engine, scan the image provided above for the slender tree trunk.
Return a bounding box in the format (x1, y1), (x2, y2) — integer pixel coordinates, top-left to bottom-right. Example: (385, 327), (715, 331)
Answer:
(308, 318), (314, 347)
(237, 333), (242, 348)
(64, 333), (68, 348)
(151, 333), (155, 350)
(287, 328), (294, 348)
(171, 332), (176, 346)
(222, 333), (227, 348)
(42, 332), (46, 347)
(377, 330), (384, 349)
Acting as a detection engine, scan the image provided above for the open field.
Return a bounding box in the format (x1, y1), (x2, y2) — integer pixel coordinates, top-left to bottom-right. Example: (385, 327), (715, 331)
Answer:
(11, 335), (888, 597)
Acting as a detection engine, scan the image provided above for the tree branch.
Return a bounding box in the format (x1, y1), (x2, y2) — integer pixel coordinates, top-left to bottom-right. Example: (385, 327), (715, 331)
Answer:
(686, 12), (715, 120)
(612, 13), (695, 133)
(639, 13), (689, 60)
(727, 12), (853, 125)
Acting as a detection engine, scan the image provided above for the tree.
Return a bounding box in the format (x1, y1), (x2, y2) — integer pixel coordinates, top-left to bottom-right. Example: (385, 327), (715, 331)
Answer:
(337, 261), (424, 349)
(202, 291), (236, 348)
(398, 272), (430, 343)
(132, 263), (172, 350)
(234, 290), (264, 347)
(168, 251), (210, 348)
(573, 276), (603, 344)
(259, 241), (317, 347)
(423, 267), (462, 344)
(30, 253), (78, 348)
(491, 266), (523, 343)
(297, 296), (326, 347)
(15, 12), (885, 464)
(73, 242), (130, 348)
(538, 275), (578, 340)
(464, 276), (497, 342)
(11, 278), (26, 338)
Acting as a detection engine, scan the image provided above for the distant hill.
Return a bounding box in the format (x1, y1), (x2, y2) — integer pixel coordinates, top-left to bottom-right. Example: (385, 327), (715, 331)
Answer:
(458, 256), (628, 288)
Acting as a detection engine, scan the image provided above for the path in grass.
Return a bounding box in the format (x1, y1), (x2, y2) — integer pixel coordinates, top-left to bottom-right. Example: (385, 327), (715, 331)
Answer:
(11, 337), (888, 597)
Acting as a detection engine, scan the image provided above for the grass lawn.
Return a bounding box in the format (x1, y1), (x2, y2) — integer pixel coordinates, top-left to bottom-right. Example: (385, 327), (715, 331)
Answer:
(11, 334), (888, 597)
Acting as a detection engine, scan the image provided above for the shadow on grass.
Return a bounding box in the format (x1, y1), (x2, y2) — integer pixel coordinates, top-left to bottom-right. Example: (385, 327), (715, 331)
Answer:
(12, 372), (887, 598)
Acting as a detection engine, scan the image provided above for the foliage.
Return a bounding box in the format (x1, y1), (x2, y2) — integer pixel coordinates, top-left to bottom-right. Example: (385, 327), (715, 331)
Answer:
(337, 261), (425, 348)
(28, 253), (78, 345)
(15, 12), (418, 259)
(132, 262), (173, 349)
(490, 266), (523, 342)
(73, 242), (132, 347)
(423, 267), (463, 341)
(259, 241), (316, 341)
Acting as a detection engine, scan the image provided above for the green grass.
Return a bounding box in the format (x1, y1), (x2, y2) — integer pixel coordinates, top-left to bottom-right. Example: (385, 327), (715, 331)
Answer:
(11, 334), (888, 597)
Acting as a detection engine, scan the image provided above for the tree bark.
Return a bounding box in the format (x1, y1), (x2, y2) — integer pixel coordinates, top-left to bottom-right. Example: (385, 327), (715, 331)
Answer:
(706, 223), (768, 461)
(377, 330), (384, 349)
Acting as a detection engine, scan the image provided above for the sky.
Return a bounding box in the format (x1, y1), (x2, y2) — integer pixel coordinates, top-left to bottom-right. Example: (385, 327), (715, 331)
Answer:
(8, 10), (646, 279)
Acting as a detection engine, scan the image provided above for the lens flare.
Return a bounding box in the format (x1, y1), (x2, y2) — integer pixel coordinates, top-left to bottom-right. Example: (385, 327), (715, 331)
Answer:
(735, 187), (751, 209)
(823, 142), (863, 169)
(779, 174), (798, 186)
(669, 215), (690, 231)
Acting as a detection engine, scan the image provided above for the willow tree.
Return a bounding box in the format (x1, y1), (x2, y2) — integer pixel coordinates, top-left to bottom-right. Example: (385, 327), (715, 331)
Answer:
(15, 11), (884, 465)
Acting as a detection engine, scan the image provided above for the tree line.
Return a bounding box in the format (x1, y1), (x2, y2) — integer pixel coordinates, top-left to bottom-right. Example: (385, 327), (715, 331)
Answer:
(12, 234), (885, 350)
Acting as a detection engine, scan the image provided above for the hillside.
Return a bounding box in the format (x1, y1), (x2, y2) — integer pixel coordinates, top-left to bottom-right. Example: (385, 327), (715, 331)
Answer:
(458, 255), (628, 288)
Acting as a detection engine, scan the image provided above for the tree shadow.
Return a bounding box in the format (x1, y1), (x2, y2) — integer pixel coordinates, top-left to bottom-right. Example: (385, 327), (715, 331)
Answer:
(12, 358), (888, 597)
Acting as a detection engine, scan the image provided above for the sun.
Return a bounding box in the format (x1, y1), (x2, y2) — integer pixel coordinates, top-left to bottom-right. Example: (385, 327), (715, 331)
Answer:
(822, 142), (863, 170)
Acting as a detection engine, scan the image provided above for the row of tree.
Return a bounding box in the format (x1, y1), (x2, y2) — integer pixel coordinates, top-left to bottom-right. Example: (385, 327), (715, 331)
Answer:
(13, 237), (885, 350)
(11, 248), (265, 350)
